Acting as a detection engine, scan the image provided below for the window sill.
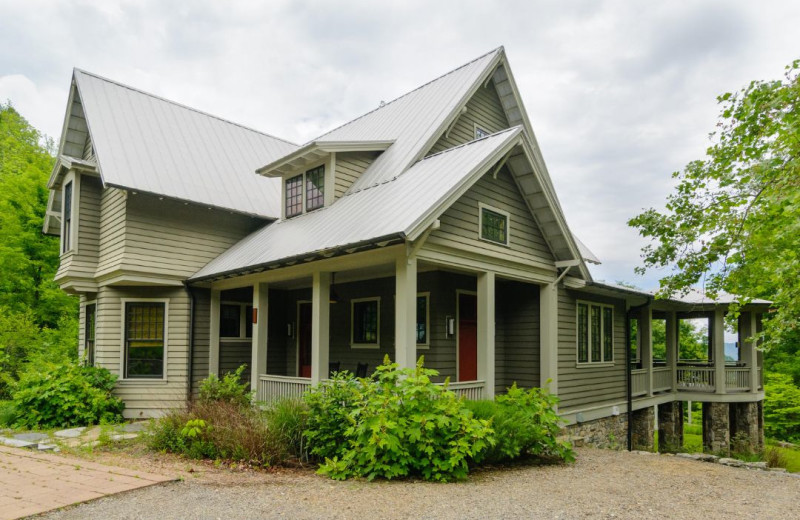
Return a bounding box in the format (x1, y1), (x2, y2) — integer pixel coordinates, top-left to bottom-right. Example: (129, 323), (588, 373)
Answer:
(416, 344), (430, 350)
(575, 362), (615, 369)
(351, 344), (380, 350)
(219, 338), (252, 343)
(478, 237), (510, 248)
(117, 378), (169, 385)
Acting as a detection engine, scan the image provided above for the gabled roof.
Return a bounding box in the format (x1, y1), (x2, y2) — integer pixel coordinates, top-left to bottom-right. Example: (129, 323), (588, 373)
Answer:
(53, 69), (299, 218)
(192, 127), (524, 281)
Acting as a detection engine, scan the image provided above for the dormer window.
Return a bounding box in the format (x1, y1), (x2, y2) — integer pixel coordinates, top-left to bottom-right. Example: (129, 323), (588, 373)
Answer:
(285, 165), (326, 218)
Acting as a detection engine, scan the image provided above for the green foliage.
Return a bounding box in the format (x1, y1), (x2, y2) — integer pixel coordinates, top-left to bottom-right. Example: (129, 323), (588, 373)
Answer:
(10, 360), (124, 428)
(307, 356), (494, 482)
(763, 372), (800, 442)
(263, 398), (308, 461)
(464, 384), (574, 464)
(650, 319), (709, 361)
(628, 60), (800, 352)
(198, 365), (253, 407)
(181, 418), (208, 439)
(303, 371), (361, 461)
(0, 400), (14, 427)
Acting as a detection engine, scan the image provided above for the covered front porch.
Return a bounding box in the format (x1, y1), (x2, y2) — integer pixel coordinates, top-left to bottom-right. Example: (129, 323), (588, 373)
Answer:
(203, 246), (546, 404)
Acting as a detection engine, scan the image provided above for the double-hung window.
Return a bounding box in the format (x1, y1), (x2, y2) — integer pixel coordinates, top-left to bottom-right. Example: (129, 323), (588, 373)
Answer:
(124, 301), (166, 379)
(577, 301), (614, 364)
(305, 166), (325, 211)
(62, 181), (73, 253)
(285, 175), (303, 218)
(285, 165), (326, 218)
(220, 303), (253, 340)
(351, 297), (380, 348)
(85, 303), (96, 366)
(479, 203), (509, 245)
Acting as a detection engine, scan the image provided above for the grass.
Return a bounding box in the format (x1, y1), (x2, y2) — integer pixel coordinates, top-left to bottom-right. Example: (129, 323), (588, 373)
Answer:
(765, 440), (800, 473)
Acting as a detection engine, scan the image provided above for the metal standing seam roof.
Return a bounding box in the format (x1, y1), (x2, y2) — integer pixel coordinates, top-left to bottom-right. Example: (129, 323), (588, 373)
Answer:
(304, 47), (504, 194)
(191, 127), (523, 281)
(72, 69), (299, 218)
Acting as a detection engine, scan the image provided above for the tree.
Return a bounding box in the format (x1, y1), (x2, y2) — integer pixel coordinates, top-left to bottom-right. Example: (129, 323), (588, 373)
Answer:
(629, 60), (800, 353)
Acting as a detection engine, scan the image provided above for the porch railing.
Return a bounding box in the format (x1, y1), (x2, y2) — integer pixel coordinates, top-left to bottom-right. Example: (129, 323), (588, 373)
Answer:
(257, 374), (312, 404)
(725, 367), (750, 392)
(652, 367), (672, 393)
(631, 369), (647, 397)
(441, 380), (485, 400)
(676, 366), (715, 392)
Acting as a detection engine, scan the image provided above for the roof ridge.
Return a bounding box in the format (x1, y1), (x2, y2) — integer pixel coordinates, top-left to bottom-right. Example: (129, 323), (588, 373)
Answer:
(72, 68), (298, 148)
(309, 46), (504, 144)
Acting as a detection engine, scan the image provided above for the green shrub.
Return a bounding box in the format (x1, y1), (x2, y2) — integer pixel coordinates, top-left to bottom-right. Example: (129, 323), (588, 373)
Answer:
(264, 398), (308, 461)
(764, 373), (800, 442)
(0, 400), (14, 427)
(10, 360), (124, 428)
(303, 371), (362, 461)
(465, 383), (574, 464)
(199, 365), (252, 407)
(306, 356), (494, 482)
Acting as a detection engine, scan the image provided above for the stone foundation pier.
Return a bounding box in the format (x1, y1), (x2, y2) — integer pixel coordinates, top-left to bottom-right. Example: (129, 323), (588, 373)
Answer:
(730, 401), (764, 453)
(631, 406), (654, 451)
(658, 401), (684, 453)
(703, 402), (730, 455)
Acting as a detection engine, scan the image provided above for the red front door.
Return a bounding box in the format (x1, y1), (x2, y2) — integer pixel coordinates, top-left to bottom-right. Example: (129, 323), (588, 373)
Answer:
(458, 293), (478, 381)
(298, 302), (312, 378)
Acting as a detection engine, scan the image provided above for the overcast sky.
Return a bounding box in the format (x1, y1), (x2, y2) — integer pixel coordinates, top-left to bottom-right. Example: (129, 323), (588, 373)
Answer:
(2, 0), (798, 290)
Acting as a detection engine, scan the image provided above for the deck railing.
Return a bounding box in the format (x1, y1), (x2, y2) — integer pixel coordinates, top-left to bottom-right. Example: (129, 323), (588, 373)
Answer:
(676, 366), (715, 392)
(442, 380), (485, 400)
(725, 367), (751, 392)
(631, 369), (647, 396)
(652, 367), (673, 393)
(257, 374), (312, 404)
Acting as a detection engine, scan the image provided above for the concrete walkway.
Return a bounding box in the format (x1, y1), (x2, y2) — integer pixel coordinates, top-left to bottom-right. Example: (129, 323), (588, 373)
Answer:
(0, 446), (174, 520)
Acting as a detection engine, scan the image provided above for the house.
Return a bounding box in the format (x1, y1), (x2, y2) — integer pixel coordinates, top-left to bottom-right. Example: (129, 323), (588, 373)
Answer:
(44, 47), (766, 454)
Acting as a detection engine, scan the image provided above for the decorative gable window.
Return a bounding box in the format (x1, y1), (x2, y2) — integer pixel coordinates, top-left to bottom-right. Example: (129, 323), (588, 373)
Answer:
(577, 301), (614, 365)
(475, 125), (490, 139)
(479, 203), (509, 245)
(351, 297), (380, 348)
(285, 165), (326, 218)
(62, 180), (73, 253)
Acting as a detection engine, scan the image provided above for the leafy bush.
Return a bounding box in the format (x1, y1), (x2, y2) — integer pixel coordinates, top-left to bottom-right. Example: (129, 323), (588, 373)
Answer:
(0, 400), (14, 427)
(306, 357), (494, 482)
(264, 398), (308, 461)
(764, 372), (800, 442)
(10, 360), (124, 428)
(199, 365), (252, 407)
(465, 383), (574, 464)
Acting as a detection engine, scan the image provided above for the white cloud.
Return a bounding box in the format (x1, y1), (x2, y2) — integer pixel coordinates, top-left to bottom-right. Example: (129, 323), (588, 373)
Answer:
(2, 0), (799, 288)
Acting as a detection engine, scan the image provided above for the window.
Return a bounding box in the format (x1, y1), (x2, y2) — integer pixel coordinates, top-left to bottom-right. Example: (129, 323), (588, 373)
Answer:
(577, 301), (614, 365)
(85, 303), (96, 366)
(305, 166), (325, 211)
(416, 293), (429, 346)
(475, 125), (490, 139)
(285, 175), (303, 218)
(124, 302), (165, 379)
(352, 297), (380, 348)
(63, 181), (73, 253)
(220, 303), (253, 339)
(479, 204), (509, 245)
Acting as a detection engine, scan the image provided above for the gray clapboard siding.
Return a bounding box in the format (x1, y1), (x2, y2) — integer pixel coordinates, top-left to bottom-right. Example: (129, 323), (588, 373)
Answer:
(427, 82), (510, 156)
(427, 167), (554, 268)
(96, 187), (128, 278)
(82, 134), (94, 161)
(495, 280), (540, 393)
(63, 94), (88, 158)
(556, 288), (627, 412)
(220, 341), (252, 383)
(190, 288), (210, 397)
(334, 152), (377, 199)
(55, 175), (102, 282)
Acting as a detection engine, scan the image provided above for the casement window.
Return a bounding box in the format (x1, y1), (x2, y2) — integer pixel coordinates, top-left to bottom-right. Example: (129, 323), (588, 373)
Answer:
(475, 125), (490, 139)
(124, 301), (166, 379)
(479, 203), (509, 245)
(577, 301), (614, 365)
(285, 165), (326, 218)
(285, 174), (303, 218)
(62, 181), (73, 253)
(220, 302), (253, 340)
(351, 297), (380, 348)
(85, 303), (96, 366)
(416, 293), (429, 347)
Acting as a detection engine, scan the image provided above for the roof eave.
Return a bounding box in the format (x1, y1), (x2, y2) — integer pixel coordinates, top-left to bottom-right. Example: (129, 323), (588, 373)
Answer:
(256, 140), (395, 177)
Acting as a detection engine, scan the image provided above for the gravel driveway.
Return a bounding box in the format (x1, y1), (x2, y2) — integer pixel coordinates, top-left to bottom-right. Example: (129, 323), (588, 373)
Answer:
(40, 448), (800, 520)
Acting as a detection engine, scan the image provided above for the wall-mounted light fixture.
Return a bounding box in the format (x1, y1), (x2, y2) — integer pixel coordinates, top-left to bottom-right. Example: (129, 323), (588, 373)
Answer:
(287, 322), (294, 338)
(446, 316), (455, 338)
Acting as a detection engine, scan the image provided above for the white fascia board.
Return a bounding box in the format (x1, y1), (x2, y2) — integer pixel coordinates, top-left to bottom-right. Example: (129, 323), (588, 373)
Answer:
(257, 140), (394, 177)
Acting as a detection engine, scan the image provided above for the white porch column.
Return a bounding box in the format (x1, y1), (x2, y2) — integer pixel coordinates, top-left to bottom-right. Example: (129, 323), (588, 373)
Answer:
(640, 306), (653, 396)
(539, 283), (559, 396)
(666, 311), (678, 392)
(395, 255), (417, 369)
(250, 282), (269, 393)
(310, 271), (331, 384)
(712, 308), (726, 394)
(209, 288), (220, 377)
(477, 271), (496, 399)
(741, 312), (759, 393)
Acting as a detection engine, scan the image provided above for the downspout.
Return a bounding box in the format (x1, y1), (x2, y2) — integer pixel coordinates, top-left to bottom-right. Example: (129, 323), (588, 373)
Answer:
(183, 282), (196, 403)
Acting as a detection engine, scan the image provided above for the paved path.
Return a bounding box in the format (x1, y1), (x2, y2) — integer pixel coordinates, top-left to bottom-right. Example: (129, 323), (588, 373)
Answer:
(0, 446), (174, 520)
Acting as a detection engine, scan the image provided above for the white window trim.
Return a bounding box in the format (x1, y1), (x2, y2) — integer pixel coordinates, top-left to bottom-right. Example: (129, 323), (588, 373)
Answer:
(219, 301), (252, 342)
(478, 202), (510, 246)
(417, 292), (430, 349)
(118, 298), (169, 382)
(60, 171), (80, 256)
(351, 296), (380, 349)
(575, 300), (615, 367)
(474, 122), (490, 140)
(82, 299), (97, 365)
(282, 158), (331, 219)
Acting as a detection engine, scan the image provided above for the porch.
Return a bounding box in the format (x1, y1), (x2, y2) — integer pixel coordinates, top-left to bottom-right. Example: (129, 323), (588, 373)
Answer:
(205, 247), (549, 405)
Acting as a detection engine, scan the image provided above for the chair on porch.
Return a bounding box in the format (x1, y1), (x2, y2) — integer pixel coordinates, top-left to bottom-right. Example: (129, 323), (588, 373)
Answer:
(355, 362), (368, 378)
(329, 361), (341, 377)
